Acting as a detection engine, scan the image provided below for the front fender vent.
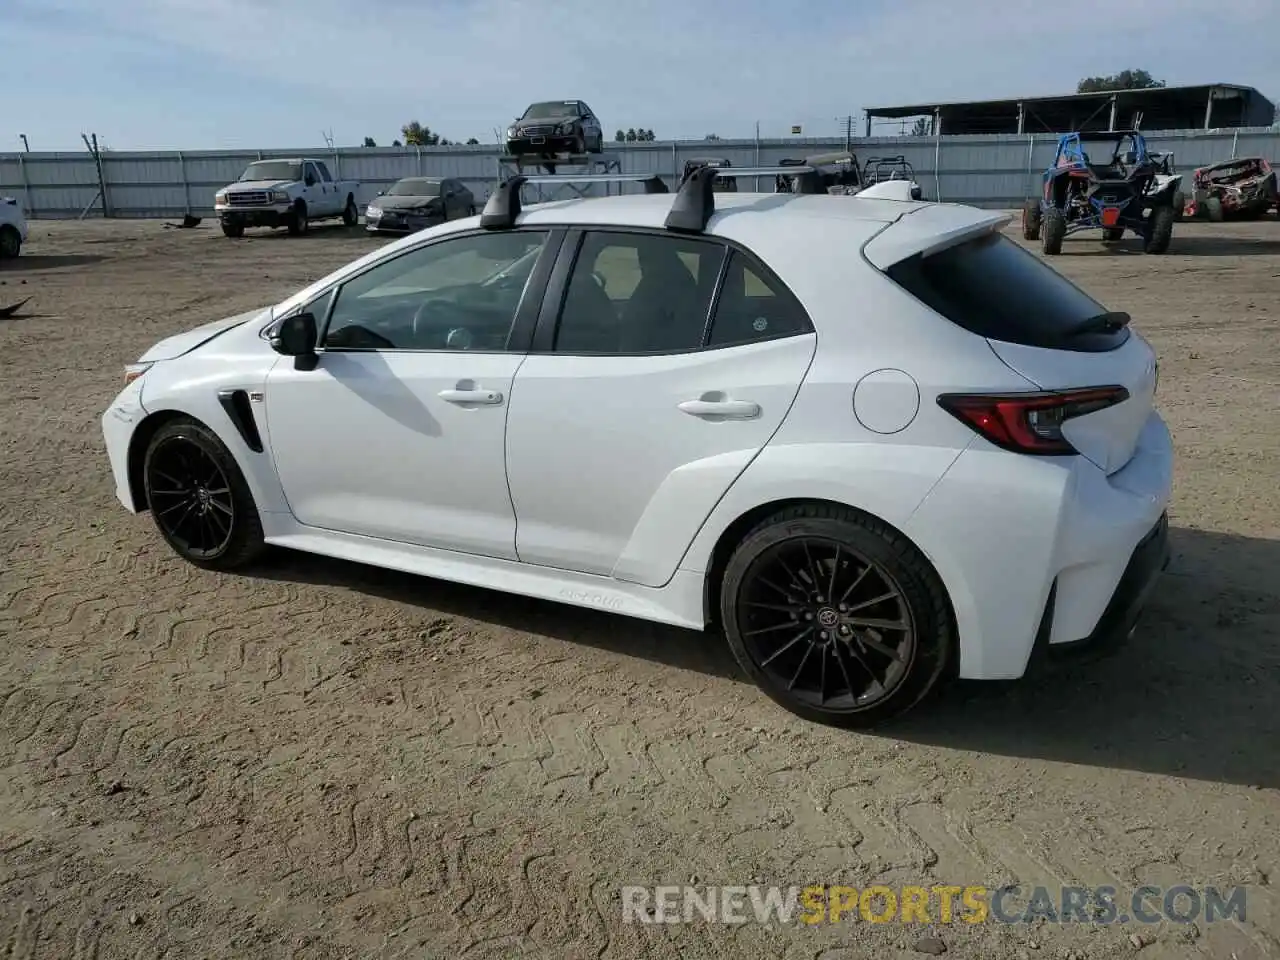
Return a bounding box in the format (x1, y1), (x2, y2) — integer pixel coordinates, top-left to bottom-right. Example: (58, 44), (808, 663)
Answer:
(217, 388), (264, 452)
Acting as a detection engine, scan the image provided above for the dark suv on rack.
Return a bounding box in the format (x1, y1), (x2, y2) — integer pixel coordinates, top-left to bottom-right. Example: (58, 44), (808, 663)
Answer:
(505, 100), (604, 158)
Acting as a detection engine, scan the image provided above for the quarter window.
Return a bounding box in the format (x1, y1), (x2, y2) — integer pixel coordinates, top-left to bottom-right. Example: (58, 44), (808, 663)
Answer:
(706, 250), (812, 347)
(553, 231), (725, 354)
(322, 231), (550, 351)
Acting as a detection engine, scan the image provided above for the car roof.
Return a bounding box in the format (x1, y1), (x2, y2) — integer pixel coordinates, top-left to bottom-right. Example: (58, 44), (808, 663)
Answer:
(513, 192), (933, 233)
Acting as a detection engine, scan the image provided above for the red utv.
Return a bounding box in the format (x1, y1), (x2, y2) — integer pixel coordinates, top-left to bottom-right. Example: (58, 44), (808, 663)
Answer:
(1183, 157), (1278, 221)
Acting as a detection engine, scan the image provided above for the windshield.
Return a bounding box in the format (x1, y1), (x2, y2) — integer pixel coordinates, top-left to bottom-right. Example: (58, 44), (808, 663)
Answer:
(240, 161), (301, 182)
(387, 179), (442, 197)
(523, 101), (579, 120)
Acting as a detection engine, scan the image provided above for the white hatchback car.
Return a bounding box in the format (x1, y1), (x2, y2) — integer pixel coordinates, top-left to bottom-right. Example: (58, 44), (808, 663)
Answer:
(1, 194), (28, 259)
(101, 164), (1173, 727)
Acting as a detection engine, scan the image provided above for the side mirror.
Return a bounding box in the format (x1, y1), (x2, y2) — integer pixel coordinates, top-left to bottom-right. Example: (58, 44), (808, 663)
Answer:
(271, 312), (319, 370)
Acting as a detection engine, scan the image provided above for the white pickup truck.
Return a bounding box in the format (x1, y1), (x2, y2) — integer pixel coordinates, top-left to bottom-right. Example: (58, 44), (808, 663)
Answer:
(214, 158), (360, 238)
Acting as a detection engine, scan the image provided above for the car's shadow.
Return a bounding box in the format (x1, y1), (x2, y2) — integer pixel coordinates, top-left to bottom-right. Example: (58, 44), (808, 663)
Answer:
(0, 254), (106, 271)
(249, 525), (1278, 788)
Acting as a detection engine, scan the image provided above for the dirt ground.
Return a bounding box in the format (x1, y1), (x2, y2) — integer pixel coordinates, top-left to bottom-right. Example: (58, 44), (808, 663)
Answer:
(1, 212), (1278, 960)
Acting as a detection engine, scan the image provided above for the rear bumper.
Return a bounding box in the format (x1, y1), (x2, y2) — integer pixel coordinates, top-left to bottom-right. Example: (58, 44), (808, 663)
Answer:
(1030, 510), (1169, 667)
(903, 410), (1173, 680)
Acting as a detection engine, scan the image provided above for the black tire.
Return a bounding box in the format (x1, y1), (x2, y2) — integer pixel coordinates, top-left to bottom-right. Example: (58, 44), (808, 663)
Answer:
(719, 504), (954, 729)
(468, 205), (477, 216)
(287, 201), (308, 235)
(1144, 205), (1174, 254)
(220, 221), (244, 239)
(1021, 199), (1042, 241)
(1171, 191), (1185, 221)
(142, 417), (265, 571)
(0, 224), (21, 259)
(573, 136), (586, 156)
(1041, 208), (1066, 255)
(1205, 195), (1224, 222)
(342, 195), (358, 227)
(1102, 227), (1124, 242)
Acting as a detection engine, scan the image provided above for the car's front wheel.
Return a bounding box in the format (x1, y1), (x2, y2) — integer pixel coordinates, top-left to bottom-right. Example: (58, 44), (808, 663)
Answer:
(719, 504), (953, 728)
(143, 417), (265, 570)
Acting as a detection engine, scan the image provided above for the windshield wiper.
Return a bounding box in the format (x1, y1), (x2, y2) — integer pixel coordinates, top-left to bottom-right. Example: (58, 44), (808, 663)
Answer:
(1066, 311), (1130, 337)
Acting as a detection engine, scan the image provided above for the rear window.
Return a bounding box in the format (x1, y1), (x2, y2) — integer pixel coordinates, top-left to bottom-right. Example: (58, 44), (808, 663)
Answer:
(884, 231), (1129, 351)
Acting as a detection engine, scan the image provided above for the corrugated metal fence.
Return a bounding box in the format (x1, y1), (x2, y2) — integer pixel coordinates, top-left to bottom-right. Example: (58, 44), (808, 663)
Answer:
(3, 128), (1279, 219)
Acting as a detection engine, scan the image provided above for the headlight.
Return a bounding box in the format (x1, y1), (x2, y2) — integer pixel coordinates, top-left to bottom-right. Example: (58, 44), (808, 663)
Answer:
(214, 192), (227, 204)
(271, 190), (290, 202)
(366, 205), (382, 217)
(507, 126), (516, 138)
(558, 121), (575, 134)
(124, 362), (153, 385)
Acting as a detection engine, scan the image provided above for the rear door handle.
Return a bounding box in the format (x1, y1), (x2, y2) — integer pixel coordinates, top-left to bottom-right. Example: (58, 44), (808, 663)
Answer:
(438, 388), (503, 405)
(677, 398), (760, 420)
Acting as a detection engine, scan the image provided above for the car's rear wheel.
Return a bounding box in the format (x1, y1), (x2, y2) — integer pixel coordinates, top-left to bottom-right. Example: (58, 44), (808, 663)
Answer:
(1102, 227), (1124, 242)
(143, 417), (264, 570)
(1171, 190), (1185, 220)
(719, 504), (953, 728)
(0, 225), (21, 259)
(1041, 208), (1066, 255)
(1021, 199), (1042, 240)
(1205, 196), (1225, 222)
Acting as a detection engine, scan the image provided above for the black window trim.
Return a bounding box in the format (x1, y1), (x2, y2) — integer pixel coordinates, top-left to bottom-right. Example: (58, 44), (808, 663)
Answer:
(529, 224), (815, 357)
(302, 225), (566, 356)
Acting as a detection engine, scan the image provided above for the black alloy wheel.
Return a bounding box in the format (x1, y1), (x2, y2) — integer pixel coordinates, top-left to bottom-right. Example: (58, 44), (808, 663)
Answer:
(721, 505), (952, 727)
(143, 417), (264, 569)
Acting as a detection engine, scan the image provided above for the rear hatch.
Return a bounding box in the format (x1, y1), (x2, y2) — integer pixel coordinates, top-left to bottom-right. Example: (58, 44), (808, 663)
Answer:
(870, 215), (1157, 475)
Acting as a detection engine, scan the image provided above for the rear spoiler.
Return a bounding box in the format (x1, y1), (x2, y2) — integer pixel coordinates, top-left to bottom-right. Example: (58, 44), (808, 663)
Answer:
(861, 205), (1012, 270)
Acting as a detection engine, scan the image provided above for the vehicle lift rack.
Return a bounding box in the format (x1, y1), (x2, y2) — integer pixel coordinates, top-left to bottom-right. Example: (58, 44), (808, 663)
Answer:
(496, 152), (624, 202)
(480, 160), (839, 234)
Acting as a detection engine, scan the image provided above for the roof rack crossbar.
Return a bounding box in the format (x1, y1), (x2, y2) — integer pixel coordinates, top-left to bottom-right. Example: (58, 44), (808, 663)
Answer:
(480, 172), (669, 229)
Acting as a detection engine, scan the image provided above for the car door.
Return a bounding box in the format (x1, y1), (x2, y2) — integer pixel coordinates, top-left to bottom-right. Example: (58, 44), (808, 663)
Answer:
(262, 227), (562, 558)
(314, 161), (338, 213)
(504, 228), (817, 586)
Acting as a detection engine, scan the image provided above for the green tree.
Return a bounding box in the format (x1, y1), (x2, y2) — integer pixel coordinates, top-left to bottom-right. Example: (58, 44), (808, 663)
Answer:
(465, 137), (480, 145)
(401, 122), (443, 146)
(392, 139), (402, 147)
(704, 133), (721, 141)
(625, 128), (638, 142)
(615, 129), (626, 141)
(1077, 69), (1165, 93)
(910, 117), (931, 136)
(362, 136), (377, 147)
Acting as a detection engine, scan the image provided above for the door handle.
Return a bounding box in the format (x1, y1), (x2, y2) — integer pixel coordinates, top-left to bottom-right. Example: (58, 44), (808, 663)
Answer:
(439, 388), (503, 405)
(677, 397), (760, 420)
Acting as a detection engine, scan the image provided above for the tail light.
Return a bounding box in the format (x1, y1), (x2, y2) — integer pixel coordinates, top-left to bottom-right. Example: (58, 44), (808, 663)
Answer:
(937, 386), (1129, 455)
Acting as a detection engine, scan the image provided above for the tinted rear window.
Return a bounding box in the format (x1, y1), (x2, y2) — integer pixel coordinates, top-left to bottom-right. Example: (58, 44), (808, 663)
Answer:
(885, 232), (1128, 351)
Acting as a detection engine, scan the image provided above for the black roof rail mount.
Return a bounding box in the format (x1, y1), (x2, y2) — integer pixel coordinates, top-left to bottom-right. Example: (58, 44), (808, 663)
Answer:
(480, 172), (668, 230)
(665, 162), (830, 233)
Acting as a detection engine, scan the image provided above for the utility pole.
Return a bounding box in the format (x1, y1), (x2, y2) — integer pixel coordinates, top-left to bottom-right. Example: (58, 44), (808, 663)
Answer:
(835, 115), (855, 150)
(80, 132), (109, 219)
(19, 134), (30, 153)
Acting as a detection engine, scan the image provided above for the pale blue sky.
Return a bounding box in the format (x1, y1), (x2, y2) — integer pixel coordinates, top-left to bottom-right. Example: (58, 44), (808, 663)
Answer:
(6, 0), (1279, 152)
